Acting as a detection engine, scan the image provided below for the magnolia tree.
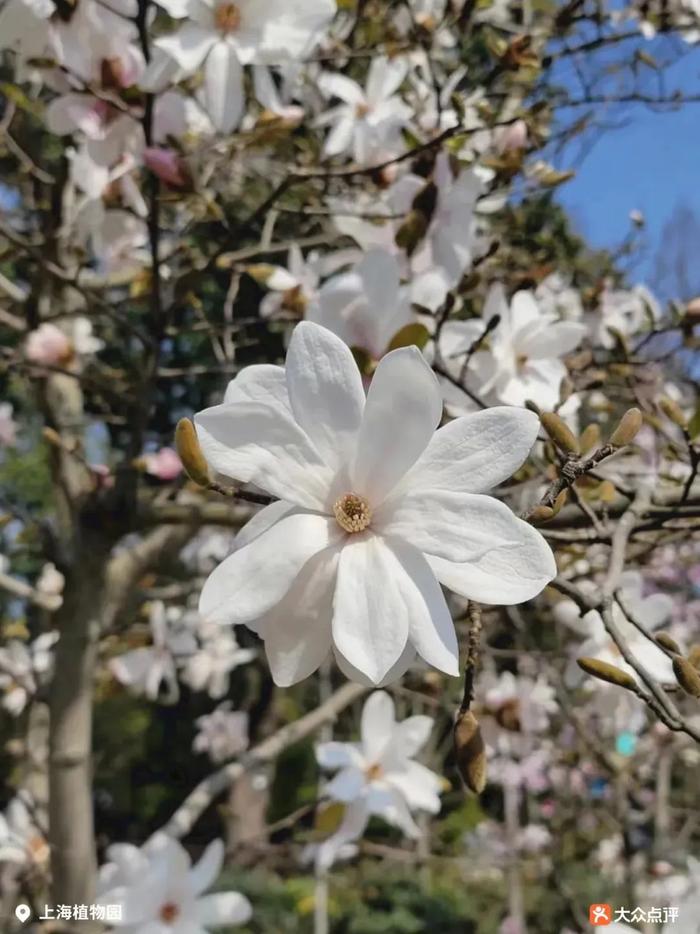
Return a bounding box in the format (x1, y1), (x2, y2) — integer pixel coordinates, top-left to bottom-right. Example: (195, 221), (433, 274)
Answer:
(0, 0), (699, 931)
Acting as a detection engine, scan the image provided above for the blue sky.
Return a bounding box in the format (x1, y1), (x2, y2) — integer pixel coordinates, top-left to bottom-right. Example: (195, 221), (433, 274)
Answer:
(548, 35), (700, 294)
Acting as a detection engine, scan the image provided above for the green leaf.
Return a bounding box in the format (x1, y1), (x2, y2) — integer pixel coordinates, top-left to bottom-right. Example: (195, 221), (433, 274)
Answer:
(386, 323), (431, 352)
(688, 403), (700, 441)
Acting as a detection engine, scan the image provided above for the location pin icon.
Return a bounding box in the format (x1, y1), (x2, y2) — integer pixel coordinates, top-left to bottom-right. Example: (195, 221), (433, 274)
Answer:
(15, 904), (31, 924)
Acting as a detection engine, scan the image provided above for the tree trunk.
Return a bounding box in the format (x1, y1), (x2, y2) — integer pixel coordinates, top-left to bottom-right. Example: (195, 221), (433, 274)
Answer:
(48, 553), (105, 915)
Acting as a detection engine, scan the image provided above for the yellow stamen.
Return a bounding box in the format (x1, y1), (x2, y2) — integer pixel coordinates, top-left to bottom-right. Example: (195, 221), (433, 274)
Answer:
(214, 2), (241, 34)
(333, 492), (372, 534)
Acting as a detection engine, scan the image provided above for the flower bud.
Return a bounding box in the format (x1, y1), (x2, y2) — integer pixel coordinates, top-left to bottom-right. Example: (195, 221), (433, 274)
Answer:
(312, 801), (346, 839)
(540, 412), (579, 456)
(688, 645), (700, 671)
(395, 210), (429, 256)
(529, 505), (554, 523)
(577, 657), (637, 690)
(654, 632), (680, 654)
(552, 490), (568, 515)
(579, 423), (601, 452)
(672, 655), (700, 698)
(411, 180), (438, 220)
(175, 418), (210, 487)
(454, 709), (487, 794)
(659, 397), (687, 429)
(609, 408), (642, 447)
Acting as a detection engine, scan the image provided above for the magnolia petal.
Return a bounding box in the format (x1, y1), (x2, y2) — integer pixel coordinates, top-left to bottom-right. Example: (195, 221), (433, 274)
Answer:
(390, 715), (434, 760)
(196, 892), (253, 926)
(332, 535), (411, 684)
(333, 643), (417, 688)
(205, 40), (244, 133)
(234, 501), (298, 551)
(360, 690), (396, 763)
(223, 364), (290, 412)
(519, 321), (587, 359)
(154, 22), (216, 72)
(199, 514), (340, 625)
(195, 401), (333, 510)
(316, 741), (365, 770)
(385, 761), (442, 814)
(397, 407), (540, 496)
(315, 800), (369, 871)
(377, 489), (536, 564)
(324, 766), (366, 803)
(257, 548), (339, 686)
(318, 71), (365, 105)
(285, 322), (365, 471)
(386, 539), (459, 677)
(323, 112), (357, 158)
(352, 347), (442, 504)
(189, 839), (224, 896)
(428, 512), (556, 605)
(365, 785), (420, 838)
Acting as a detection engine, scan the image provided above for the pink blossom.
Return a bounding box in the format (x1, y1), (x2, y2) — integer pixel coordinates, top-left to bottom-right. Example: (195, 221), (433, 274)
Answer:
(0, 403), (16, 446)
(143, 147), (191, 189)
(25, 324), (71, 366)
(144, 447), (183, 481)
(496, 119), (528, 154)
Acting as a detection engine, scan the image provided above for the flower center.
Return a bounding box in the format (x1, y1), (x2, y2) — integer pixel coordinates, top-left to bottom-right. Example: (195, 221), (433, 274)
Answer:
(365, 763), (384, 781)
(516, 352), (529, 370)
(160, 902), (180, 924)
(215, 2), (241, 34)
(355, 101), (371, 118)
(496, 698), (521, 732)
(282, 285), (307, 316)
(333, 493), (372, 534)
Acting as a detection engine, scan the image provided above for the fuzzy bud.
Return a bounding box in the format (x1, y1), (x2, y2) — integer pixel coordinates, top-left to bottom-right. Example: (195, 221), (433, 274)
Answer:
(577, 657), (637, 690)
(579, 423), (601, 452)
(540, 412), (580, 456)
(672, 655), (700, 698)
(609, 408), (643, 447)
(454, 709), (487, 794)
(175, 418), (210, 487)
(688, 645), (700, 671)
(654, 632), (680, 654)
(552, 490), (568, 515)
(529, 504), (554, 523)
(659, 397), (687, 429)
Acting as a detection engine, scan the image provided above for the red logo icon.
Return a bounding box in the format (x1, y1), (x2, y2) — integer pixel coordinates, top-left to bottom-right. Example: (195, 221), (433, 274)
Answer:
(589, 904), (612, 926)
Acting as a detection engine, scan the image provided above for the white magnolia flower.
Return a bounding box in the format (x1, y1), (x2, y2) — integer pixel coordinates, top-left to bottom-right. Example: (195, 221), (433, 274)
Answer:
(442, 284), (587, 410)
(328, 153), (486, 311)
(313, 691), (442, 868)
(406, 153), (487, 310)
(588, 282), (662, 349)
(155, 0), (336, 133)
(0, 793), (49, 868)
(98, 833), (252, 931)
(181, 618), (255, 698)
(258, 244), (322, 320)
(535, 273), (584, 322)
(0, 0), (54, 63)
(193, 704), (249, 762)
(109, 602), (197, 702)
(0, 633), (58, 716)
(194, 321), (555, 687)
(481, 670), (558, 734)
(49, 0), (141, 84)
(308, 248), (414, 360)
(557, 570), (675, 689)
(317, 56), (411, 162)
(252, 64), (305, 124)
